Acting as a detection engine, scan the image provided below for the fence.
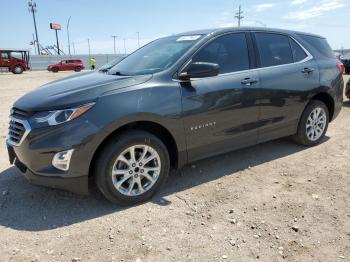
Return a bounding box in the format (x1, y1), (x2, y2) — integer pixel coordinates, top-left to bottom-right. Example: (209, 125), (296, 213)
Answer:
(28, 54), (126, 70)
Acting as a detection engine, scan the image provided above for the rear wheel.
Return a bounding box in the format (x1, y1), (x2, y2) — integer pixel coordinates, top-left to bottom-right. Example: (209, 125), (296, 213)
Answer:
(12, 65), (24, 74)
(293, 100), (329, 146)
(74, 66), (81, 72)
(95, 130), (170, 205)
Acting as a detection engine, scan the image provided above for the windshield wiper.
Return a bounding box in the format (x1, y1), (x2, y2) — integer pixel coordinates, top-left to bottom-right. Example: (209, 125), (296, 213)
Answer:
(111, 71), (131, 76)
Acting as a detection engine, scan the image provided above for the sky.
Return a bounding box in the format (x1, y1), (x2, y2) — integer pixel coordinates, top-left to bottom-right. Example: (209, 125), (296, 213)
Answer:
(1, 0), (349, 55)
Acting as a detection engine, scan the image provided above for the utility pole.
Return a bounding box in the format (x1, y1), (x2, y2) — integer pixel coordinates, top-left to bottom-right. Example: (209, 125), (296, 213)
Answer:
(137, 32), (140, 48)
(111, 35), (118, 54)
(235, 5), (244, 27)
(123, 38), (126, 55)
(28, 0), (40, 55)
(87, 38), (91, 57)
(32, 33), (37, 55)
(67, 16), (71, 56)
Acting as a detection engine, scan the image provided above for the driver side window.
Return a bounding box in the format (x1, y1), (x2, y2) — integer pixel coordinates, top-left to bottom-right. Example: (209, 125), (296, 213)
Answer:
(192, 33), (250, 74)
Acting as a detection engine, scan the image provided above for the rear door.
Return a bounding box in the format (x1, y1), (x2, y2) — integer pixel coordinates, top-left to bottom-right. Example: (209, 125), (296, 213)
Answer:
(181, 32), (260, 161)
(252, 32), (320, 143)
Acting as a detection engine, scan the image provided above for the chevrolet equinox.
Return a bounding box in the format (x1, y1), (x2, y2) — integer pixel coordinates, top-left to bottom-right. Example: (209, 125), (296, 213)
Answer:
(7, 28), (344, 205)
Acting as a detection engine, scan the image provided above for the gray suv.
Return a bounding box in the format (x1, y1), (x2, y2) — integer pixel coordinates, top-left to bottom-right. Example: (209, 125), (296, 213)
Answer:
(7, 27), (344, 205)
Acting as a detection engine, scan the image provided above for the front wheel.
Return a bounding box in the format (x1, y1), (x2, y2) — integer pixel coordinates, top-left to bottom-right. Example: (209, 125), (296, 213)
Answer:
(95, 131), (170, 205)
(293, 100), (329, 146)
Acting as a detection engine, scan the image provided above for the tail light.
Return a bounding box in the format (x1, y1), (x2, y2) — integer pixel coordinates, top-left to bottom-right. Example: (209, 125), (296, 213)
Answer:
(337, 63), (345, 74)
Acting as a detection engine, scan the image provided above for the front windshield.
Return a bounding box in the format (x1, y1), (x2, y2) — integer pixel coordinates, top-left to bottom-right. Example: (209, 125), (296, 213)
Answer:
(108, 35), (204, 76)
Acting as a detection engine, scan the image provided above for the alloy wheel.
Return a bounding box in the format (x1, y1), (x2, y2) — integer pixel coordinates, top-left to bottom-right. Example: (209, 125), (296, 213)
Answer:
(306, 107), (327, 141)
(111, 145), (161, 196)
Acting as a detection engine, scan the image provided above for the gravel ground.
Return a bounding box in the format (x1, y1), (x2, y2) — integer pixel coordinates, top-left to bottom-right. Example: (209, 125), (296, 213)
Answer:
(0, 71), (349, 262)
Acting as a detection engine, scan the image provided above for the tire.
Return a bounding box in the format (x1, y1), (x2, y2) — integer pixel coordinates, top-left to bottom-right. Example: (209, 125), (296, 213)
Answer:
(293, 100), (329, 146)
(52, 67), (59, 73)
(74, 66), (81, 72)
(12, 65), (24, 74)
(95, 130), (170, 205)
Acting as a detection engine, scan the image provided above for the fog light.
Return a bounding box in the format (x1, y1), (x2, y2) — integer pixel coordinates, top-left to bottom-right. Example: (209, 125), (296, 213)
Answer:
(52, 149), (74, 171)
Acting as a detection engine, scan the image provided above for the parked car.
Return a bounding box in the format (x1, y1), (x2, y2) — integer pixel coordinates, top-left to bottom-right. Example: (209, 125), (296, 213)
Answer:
(0, 49), (30, 74)
(47, 59), (85, 72)
(340, 54), (350, 74)
(7, 27), (344, 205)
(345, 78), (350, 99)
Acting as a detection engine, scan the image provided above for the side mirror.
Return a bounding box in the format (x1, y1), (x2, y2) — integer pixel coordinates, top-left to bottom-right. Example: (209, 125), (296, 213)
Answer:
(179, 62), (220, 81)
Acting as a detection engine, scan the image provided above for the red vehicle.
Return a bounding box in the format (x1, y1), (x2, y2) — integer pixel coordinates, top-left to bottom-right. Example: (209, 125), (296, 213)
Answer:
(48, 59), (85, 72)
(0, 49), (30, 74)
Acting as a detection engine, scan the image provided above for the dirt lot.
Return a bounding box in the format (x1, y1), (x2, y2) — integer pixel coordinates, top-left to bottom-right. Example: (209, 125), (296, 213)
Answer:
(0, 71), (349, 262)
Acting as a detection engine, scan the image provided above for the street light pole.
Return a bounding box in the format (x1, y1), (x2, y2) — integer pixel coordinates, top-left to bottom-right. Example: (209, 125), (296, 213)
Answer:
(111, 35), (118, 54)
(123, 38), (126, 55)
(67, 16), (71, 56)
(137, 32), (140, 48)
(87, 38), (91, 57)
(28, 0), (40, 55)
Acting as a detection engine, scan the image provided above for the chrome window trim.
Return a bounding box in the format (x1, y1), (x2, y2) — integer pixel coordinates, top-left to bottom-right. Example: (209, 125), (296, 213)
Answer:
(173, 32), (314, 83)
(7, 116), (31, 147)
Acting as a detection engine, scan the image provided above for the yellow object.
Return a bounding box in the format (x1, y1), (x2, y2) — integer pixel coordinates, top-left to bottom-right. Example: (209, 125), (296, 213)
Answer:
(89, 58), (96, 66)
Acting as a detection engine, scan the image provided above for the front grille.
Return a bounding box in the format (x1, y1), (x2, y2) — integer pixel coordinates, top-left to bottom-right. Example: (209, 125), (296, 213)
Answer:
(7, 116), (31, 146)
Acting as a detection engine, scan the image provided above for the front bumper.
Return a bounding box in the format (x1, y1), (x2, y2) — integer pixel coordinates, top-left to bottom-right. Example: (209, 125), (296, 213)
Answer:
(6, 115), (103, 195)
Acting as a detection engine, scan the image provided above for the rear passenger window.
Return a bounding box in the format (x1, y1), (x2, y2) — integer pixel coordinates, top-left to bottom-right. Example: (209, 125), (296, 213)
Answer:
(193, 33), (249, 74)
(290, 39), (307, 62)
(298, 34), (335, 59)
(255, 33), (293, 67)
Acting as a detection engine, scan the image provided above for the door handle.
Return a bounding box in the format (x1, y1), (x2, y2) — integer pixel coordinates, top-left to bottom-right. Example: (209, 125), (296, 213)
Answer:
(241, 78), (258, 86)
(301, 67), (315, 74)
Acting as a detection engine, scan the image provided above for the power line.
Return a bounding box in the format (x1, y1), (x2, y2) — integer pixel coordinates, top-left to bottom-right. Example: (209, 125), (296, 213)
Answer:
(235, 5), (244, 27)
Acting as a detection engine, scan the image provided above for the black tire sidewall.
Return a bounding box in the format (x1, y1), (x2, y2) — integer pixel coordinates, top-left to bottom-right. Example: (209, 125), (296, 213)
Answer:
(95, 131), (170, 205)
(52, 67), (59, 73)
(295, 100), (329, 146)
(75, 66), (81, 72)
(13, 66), (23, 74)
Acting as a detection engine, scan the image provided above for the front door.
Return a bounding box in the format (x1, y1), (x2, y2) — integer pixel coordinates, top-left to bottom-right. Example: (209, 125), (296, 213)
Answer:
(0, 52), (11, 68)
(181, 32), (260, 162)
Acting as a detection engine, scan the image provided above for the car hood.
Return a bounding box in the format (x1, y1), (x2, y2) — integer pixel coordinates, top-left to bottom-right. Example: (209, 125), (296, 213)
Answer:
(14, 72), (152, 111)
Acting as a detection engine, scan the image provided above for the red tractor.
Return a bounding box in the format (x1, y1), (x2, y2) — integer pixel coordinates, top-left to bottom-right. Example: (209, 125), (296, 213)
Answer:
(0, 49), (30, 74)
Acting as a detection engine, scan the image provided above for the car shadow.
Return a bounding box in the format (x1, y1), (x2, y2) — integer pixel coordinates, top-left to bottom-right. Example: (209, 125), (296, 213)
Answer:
(0, 137), (329, 232)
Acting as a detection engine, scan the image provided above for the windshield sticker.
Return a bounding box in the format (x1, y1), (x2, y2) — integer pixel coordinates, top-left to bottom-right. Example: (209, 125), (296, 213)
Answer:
(176, 35), (202, 42)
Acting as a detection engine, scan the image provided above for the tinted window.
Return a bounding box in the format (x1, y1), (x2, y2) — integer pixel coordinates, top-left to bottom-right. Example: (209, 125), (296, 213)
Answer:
(192, 33), (249, 74)
(298, 34), (334, 59)
(290, 39), (307, 62)
(255, 33), (293, 67)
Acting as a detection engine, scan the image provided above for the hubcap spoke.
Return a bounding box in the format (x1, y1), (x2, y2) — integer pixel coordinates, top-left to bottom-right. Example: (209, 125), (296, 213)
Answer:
(111, 144), (161, 197)
(306, 107), (327, 141)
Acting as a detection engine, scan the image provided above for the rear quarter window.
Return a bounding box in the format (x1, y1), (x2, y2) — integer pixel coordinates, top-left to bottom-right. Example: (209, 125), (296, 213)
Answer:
(298, 34), (335, 59)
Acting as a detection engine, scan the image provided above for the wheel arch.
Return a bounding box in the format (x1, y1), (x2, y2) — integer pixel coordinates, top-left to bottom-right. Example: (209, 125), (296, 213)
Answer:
(310, 92), (335, 121)
(89, 120), (179, 178)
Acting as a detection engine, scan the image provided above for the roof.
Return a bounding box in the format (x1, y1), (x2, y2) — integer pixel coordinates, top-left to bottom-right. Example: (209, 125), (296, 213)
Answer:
(173, 27), (325, 39)
(0, 48), (30, 52)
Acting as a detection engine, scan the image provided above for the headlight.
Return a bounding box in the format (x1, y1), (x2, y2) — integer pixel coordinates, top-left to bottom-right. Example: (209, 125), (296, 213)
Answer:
(31, 102), (95, 127)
